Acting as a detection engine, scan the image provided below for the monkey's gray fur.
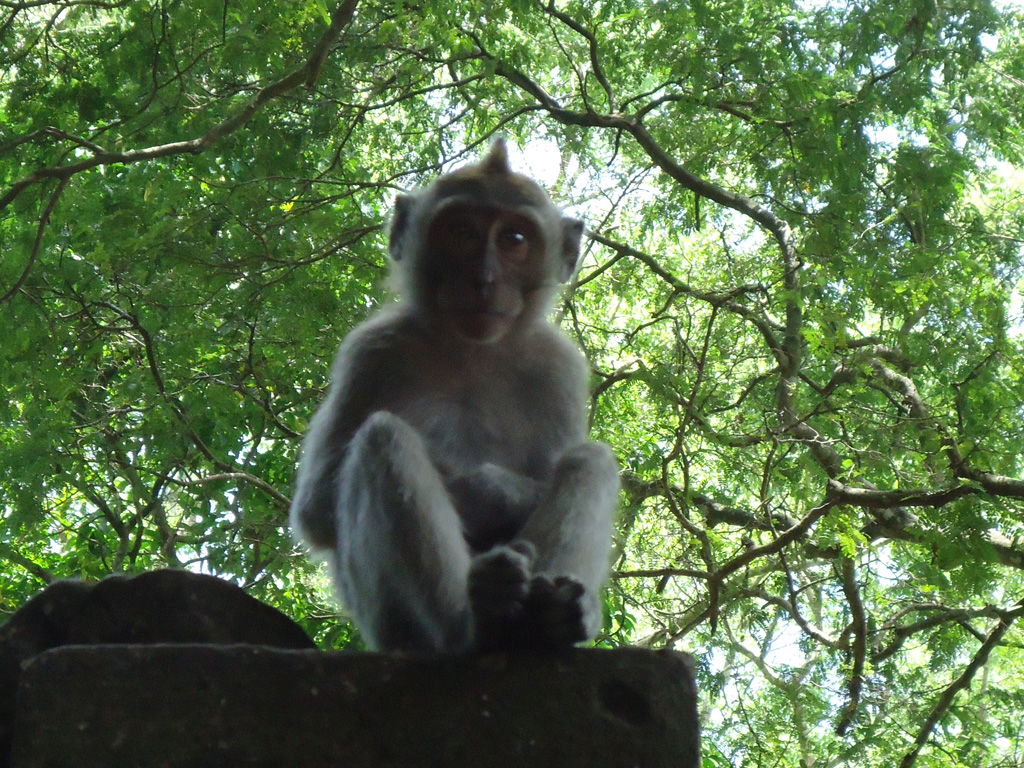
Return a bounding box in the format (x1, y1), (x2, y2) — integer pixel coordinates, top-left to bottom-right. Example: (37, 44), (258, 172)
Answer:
(290, 139), (619, 652)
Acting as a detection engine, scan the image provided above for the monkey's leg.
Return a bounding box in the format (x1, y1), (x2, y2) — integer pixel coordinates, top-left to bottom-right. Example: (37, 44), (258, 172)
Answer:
(517, 442), (620, 646)
(334, 411), (473, 653)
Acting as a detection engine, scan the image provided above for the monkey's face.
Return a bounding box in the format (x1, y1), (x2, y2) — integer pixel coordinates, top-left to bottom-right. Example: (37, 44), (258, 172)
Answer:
(424, 201), (548, 344)
(388, 139), (584, 344)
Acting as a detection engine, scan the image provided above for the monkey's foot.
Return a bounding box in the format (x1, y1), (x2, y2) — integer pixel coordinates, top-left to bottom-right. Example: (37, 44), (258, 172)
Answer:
(469, 542), (536, 650)
(521, 574), (588, 648)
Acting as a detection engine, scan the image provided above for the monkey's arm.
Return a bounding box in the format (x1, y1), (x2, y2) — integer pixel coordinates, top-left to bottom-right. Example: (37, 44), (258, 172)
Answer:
(290, 331), (388, 551)
(290, 391), (349, 550)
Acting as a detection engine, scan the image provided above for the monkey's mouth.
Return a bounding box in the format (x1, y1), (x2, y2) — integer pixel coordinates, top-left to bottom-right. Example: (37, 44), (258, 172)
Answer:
(454, 308), (513, 341)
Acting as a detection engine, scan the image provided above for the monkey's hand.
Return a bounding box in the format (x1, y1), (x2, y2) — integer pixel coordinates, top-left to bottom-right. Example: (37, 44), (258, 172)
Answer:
(468, 541), (536, 651)
(521, 574), (589, 649)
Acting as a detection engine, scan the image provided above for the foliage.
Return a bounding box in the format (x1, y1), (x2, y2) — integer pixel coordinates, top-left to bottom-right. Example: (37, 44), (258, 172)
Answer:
(2, 1), (1023, 766)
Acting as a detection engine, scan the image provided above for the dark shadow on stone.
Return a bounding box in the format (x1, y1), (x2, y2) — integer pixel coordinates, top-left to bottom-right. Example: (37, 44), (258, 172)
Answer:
(0, 570), (315, 766)
(10, 645), (700, 768)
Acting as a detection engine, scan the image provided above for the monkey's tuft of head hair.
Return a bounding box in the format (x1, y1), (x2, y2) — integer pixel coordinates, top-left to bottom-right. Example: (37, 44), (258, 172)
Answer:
(480, 136), (512, 175)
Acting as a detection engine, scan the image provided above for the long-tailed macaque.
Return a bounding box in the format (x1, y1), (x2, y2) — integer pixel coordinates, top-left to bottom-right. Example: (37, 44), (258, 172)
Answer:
(290, 139), (619, 653)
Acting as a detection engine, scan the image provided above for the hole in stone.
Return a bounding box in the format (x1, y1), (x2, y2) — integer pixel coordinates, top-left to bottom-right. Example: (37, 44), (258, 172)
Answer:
(597, 679), (652, 726)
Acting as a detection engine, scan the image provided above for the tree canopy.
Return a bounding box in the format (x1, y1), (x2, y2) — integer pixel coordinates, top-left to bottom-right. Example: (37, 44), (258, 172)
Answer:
(2, 1), (1023, 766)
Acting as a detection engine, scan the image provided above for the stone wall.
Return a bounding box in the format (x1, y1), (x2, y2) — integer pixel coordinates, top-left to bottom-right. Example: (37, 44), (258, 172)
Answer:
(10, 645), (699, 767)
(2, 571), (700, 767)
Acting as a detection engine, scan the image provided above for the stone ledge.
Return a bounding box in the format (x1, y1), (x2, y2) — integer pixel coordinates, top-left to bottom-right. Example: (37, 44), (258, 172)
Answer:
(10, 645), (700, 768)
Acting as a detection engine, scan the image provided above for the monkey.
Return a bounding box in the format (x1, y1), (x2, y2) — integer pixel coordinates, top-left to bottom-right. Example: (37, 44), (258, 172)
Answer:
(289, 138), (619, 653)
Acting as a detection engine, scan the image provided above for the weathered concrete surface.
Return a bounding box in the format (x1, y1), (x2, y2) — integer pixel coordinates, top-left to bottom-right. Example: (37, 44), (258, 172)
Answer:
(10, 645), (700, 768)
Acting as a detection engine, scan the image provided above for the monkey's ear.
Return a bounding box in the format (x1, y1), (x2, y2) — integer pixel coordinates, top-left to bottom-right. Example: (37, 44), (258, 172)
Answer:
(559, 217), (585, 282)
(388, 194), (415, 261)
(481, 137), (512, 175)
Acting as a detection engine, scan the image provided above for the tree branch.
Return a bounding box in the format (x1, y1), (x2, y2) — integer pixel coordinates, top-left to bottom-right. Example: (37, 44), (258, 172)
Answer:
(899, 598), (1024, 768)
(874, 605), (1006, 662)
(0, 542), (54, 584)
(624, 472), (1024, 570)
(836, 556), (867, 735)
(0, 0), (359, 215)
(0, 175), (67, 304)
(588, 231), (782, 358)
(541, 1), (616, 111)
(869, 361), (1024, 499)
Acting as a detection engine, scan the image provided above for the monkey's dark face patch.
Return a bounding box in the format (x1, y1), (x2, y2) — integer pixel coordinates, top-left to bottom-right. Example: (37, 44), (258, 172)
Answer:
(430, 205), (539, 265)
(423, 202), (547, 343)
(389, 141), (581, 343)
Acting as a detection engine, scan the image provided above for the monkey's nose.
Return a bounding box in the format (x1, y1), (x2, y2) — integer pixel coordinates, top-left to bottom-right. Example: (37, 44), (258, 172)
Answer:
(471, 274), (494, 289)
(470, 269), (497, 294)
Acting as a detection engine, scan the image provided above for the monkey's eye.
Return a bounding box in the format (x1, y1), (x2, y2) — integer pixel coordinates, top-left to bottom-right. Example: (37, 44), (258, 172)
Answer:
(449, 220), (480, 241)
(499, 228), (527, 247)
